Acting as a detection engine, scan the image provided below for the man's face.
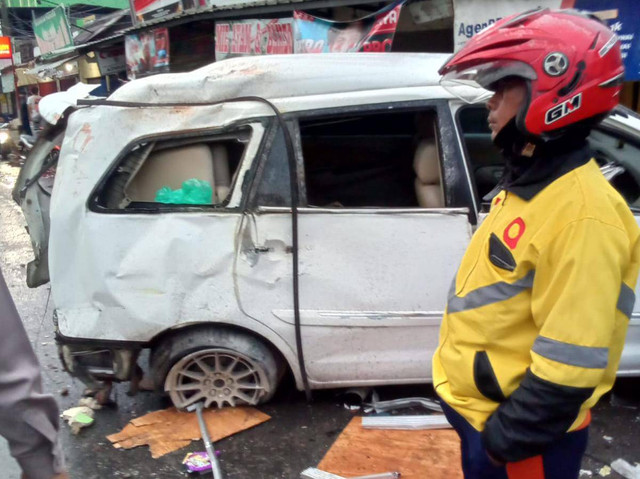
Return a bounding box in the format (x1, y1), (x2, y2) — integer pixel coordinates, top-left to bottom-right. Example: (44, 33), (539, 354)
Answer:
(486, 78), (527, 140)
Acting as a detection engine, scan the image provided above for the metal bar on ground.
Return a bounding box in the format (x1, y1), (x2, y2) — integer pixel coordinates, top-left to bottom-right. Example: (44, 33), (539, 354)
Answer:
(361, 415), (451, 430)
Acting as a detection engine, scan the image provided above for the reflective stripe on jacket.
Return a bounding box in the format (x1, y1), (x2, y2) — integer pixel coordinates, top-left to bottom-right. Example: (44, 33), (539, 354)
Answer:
(433, 159), (640, 461)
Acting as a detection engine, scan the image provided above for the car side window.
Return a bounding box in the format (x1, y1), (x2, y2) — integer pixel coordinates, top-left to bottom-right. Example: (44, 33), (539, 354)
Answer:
(95, 128), (251, 210)
(457, 106), (503, 205)
(297, 109), (444, 208)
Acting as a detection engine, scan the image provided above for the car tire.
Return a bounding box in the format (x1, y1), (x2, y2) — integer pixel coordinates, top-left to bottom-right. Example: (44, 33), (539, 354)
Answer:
(150, 326), (283, 409)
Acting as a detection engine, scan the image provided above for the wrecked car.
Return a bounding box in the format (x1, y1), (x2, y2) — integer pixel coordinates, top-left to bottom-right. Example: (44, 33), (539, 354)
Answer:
(13, 53), (640, 409)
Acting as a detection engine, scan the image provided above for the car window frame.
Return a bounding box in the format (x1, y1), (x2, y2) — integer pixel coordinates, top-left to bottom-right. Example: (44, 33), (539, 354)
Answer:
(274, 99), (477, 222)
(88, 117), (272, 215)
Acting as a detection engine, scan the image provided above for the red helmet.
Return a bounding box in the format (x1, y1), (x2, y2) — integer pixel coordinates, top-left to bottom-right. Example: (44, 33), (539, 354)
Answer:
(439, 8), (624, 139)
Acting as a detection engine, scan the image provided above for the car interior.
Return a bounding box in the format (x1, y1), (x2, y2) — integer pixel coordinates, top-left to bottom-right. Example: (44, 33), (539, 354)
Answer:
(299, 110), (444, 208)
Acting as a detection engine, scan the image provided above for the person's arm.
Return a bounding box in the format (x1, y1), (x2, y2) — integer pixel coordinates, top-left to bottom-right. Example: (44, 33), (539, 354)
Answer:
(482, 217), (634, 462)
(0, 267), (67, 479)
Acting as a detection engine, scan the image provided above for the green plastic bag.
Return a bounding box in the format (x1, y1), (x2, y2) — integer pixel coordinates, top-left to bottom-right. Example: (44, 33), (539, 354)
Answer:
(155, 178), (213, 205)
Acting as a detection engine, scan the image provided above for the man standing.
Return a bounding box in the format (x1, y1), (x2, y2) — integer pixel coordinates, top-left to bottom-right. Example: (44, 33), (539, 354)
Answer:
(26, 87), (42, 136)
(0, 266), (69, 479)
(433, 9), (640, 479)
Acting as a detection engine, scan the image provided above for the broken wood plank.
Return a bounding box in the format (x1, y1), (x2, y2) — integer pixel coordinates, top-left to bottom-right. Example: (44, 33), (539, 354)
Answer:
(107, 406), (270, 458)
(317, 416), (462, 479)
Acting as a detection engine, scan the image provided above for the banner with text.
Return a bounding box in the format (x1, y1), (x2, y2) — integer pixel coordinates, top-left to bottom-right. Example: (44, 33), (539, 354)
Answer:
(130, 0), (206, 23)
(568, 0), (640, 80)
(215, 18), (293, 61)
(125, 27), (169, 79)
(32, 5), (73, 55)
(293, 1), (403, 54)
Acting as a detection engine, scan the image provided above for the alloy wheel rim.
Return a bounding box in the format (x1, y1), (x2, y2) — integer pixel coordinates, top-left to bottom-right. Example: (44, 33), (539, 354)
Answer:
(164, 348), (268, 409)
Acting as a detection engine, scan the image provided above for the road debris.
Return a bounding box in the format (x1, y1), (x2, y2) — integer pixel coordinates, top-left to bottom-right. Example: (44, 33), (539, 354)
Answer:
(363, 391), (442, 414)
(78, 397), (103, 410)
(61, 406), (95, 434)
(611, 458), (640, 479)
(300, 468), (400, 479)
(107, 406), (270, 458)
(362, 415), (451, 430)
(580, 470), (593, 477)
(318, 417), (461, 478)
(603, 435), (613, 443)
(183, 451), (220, 475)
(599, 465), (612, 477)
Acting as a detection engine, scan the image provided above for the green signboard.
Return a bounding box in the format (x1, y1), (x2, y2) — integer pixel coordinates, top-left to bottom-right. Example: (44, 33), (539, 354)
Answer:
(32, 5), (73, 55)
(8, 0), (128, 7)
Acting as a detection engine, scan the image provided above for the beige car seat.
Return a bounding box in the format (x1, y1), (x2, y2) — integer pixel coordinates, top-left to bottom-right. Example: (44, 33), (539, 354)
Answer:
(126, 144), (216, 203)
(413, 138), (445, 208)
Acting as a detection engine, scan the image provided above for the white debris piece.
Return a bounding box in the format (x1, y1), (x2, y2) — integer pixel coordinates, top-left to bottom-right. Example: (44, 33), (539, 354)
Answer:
(580, 470), (593, 477)
(603, 435), (613, 443)
(361, 414), (451, 430)
(611, 459), (640, 479)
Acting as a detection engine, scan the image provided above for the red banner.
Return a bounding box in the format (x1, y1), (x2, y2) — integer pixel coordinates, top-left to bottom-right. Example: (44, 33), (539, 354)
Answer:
(215, 18), (293, 61)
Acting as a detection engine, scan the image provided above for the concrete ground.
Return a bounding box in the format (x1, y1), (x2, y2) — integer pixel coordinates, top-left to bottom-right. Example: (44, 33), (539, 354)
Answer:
(0, 160), (638, 478)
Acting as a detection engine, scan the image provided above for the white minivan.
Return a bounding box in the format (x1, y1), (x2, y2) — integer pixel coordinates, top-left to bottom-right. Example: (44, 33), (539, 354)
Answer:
(14, 53), (640, 409)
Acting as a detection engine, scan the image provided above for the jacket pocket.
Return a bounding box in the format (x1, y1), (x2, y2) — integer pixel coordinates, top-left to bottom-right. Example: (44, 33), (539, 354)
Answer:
(489, 233), (517, 272)
(474, 351), (506, 403)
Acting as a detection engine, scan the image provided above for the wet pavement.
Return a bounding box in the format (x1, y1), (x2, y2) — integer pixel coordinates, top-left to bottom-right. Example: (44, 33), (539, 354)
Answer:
(0, 160), (638, 478)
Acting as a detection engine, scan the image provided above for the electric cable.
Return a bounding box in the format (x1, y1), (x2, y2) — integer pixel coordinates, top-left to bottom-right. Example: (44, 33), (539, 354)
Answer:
(77, 96), (313, 402)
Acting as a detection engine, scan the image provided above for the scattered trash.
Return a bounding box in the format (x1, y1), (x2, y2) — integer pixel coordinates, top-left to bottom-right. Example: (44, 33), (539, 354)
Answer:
(362, 415), (451, 430)
(611, 458), (640, 479)
(78, 397), (102, 410)
(107, 407), (270, 458)
(342, 387), (372, 412)
(599, 465), (612, 477)
(580, 470), (593, 477)
(363, 391), (442, 414)
(61, 406), (95, 434)
(59, 387), (69, 397)
(155, 179), (213, 204)
(183, 451), (221, 475)
(603, 436), (613, 443)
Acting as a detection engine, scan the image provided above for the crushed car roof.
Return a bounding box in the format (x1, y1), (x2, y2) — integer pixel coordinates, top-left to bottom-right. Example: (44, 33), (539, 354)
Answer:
(109, 53), (451, 105)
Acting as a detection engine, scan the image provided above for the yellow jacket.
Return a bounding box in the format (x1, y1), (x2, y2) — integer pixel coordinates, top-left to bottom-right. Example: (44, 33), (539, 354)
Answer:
(433, 156), (640, 462)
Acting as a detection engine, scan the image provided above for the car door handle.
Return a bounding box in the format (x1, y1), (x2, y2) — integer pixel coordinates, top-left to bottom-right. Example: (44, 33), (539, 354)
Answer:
(253, 245), (294, 254)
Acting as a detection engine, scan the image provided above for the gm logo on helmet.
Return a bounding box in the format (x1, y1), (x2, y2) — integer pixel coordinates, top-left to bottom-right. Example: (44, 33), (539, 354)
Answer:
(545, 93), (582, 125)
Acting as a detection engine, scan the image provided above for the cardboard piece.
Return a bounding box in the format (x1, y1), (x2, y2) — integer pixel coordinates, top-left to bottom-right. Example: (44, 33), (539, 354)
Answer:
(107, 406), (270, 458)
(317, 416), (463, 479)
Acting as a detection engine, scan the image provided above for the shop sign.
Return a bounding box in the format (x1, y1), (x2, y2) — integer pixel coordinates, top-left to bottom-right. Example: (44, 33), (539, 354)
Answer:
(97, 47), (126, 75)
(566, 0), (640, 81)
(215, 18), (293, 61)
(0, 37), (11, 60)
(32, 5), (73, 55)
(125, 27), (170, 80)
(130, 0), (206, 23)
(293, 0), (404, 54)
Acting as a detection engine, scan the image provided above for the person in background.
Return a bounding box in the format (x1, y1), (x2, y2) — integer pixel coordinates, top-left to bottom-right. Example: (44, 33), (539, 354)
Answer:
(433, 8), (640, 479)
(0, 265), (69, 479)
(26, 87), (42, 136)
(20, 94), (32, 136)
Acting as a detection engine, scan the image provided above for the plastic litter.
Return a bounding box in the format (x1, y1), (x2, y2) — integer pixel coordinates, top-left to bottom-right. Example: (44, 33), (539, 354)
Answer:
(599, 465), (611, 477)
(61, 406), (95, 434)
(611, 459), (640, 479)
(183, 451), (221, 475)
(155, 179), (213, 205)
(580, 470), (593, 477)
